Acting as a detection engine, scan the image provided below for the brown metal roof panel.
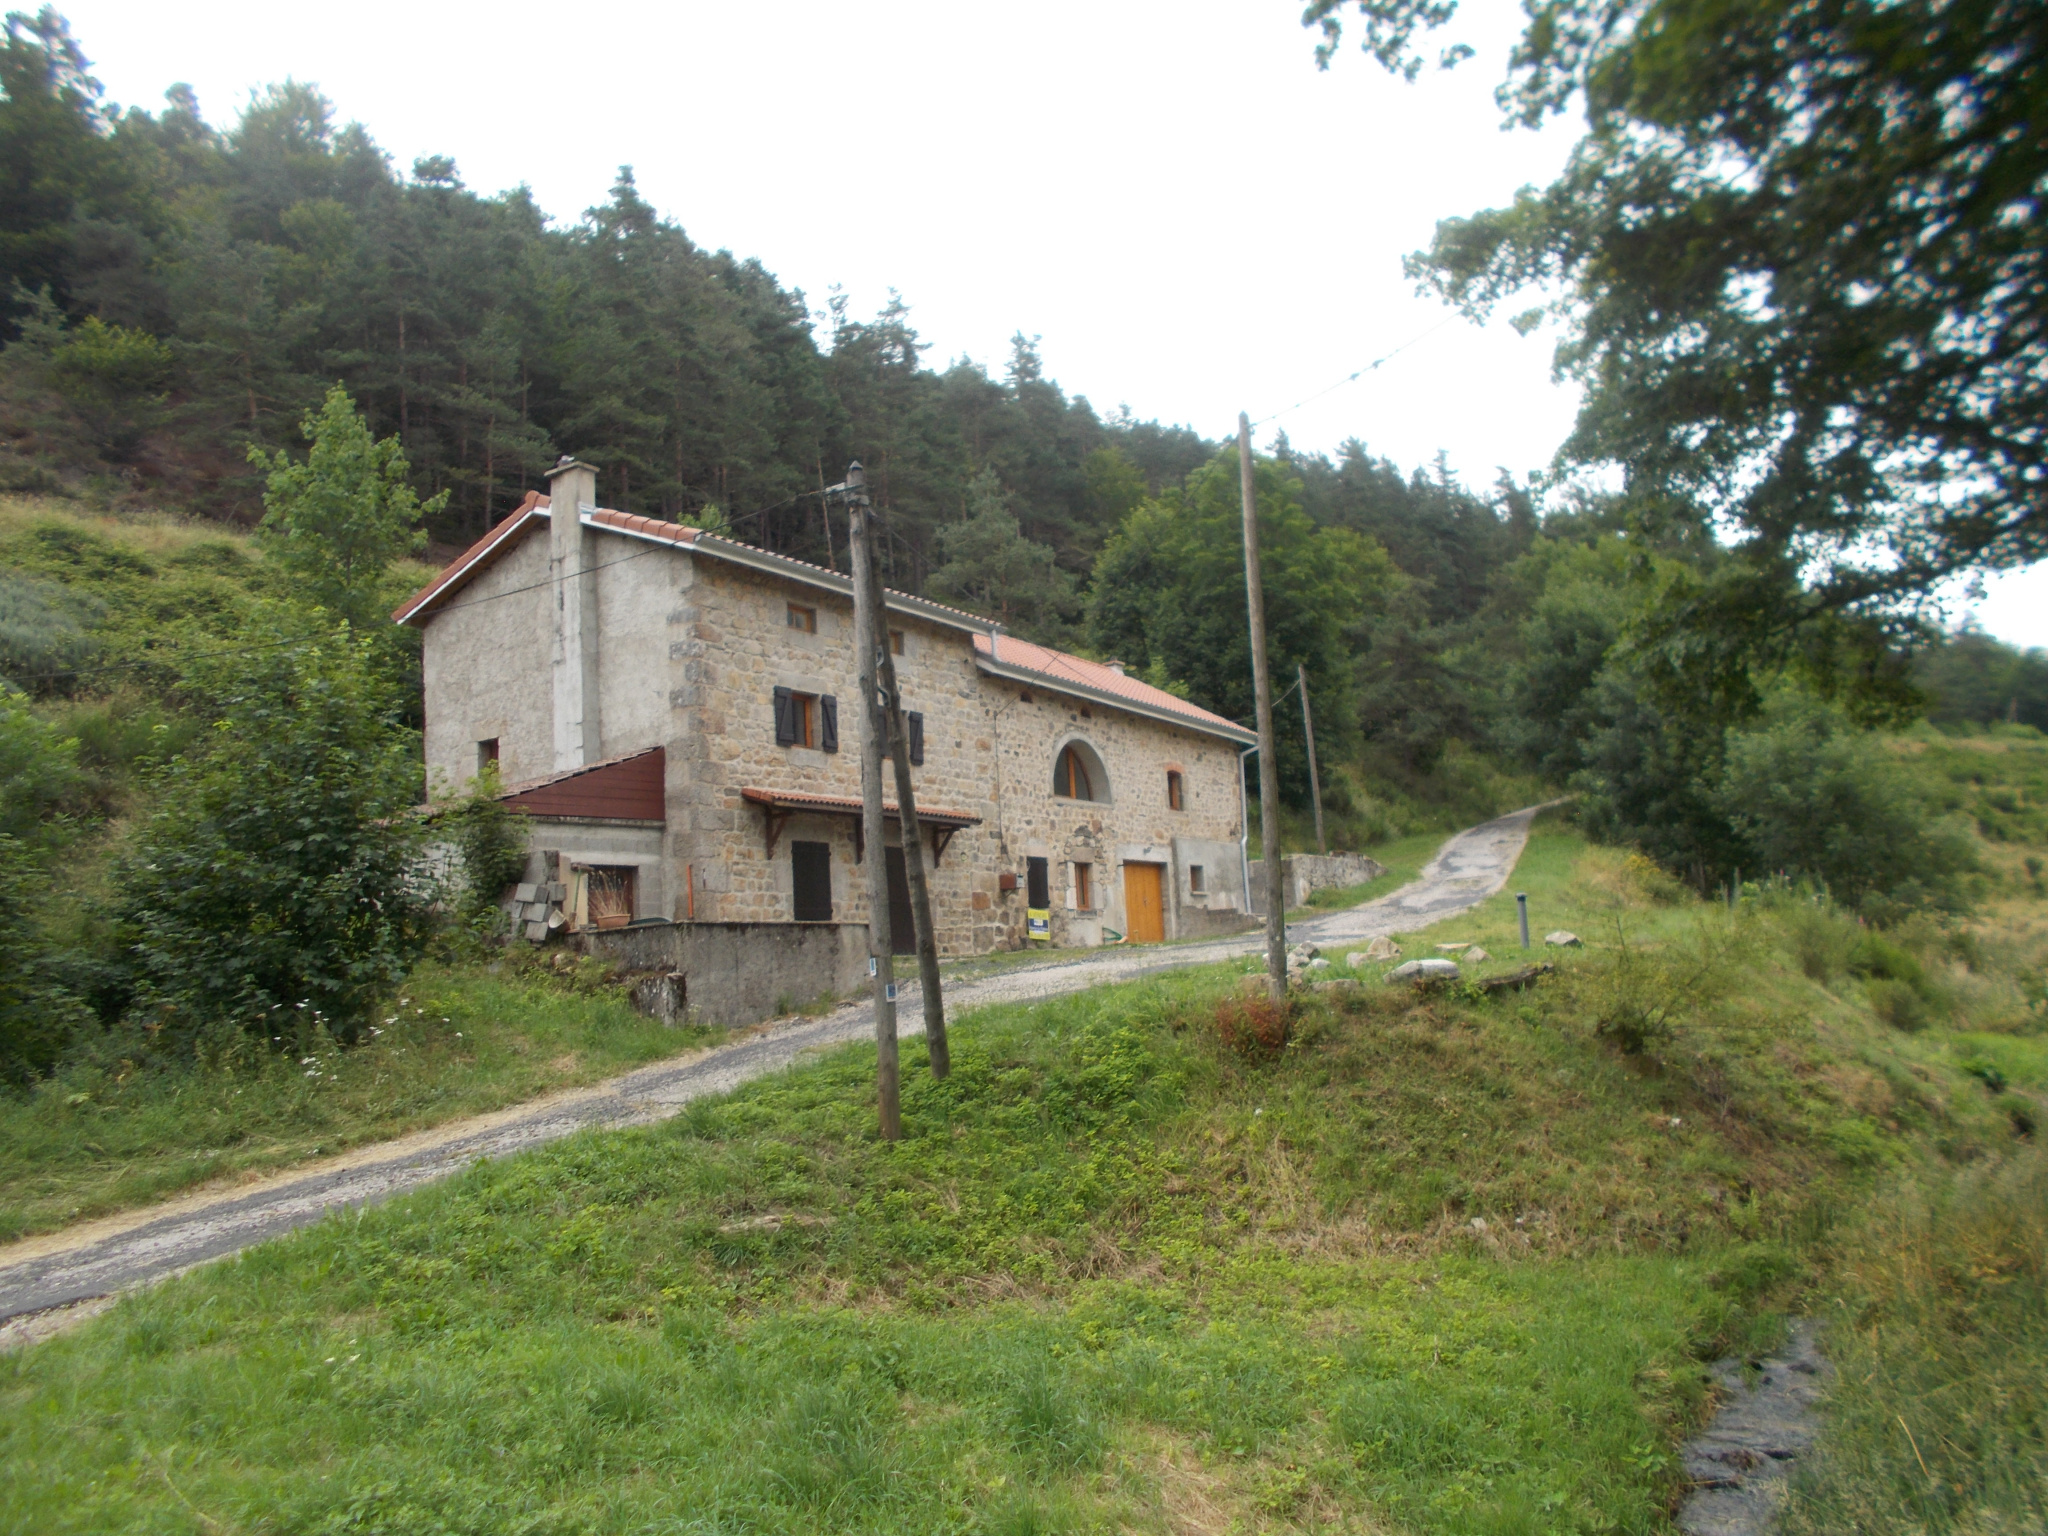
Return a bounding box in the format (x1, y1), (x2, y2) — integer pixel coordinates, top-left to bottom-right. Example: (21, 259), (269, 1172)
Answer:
(501, 747), (665, 822)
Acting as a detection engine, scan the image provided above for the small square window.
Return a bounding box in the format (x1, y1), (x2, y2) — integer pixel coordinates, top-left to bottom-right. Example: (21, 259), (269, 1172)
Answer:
(1166, 769), (1185, 811)
(1073, 861), (1094, 911)
(787, 603), (817, 633)
(889, 628), (906, 655)
(1189, 864), (1206, 896)
(477, 738), (500, 773)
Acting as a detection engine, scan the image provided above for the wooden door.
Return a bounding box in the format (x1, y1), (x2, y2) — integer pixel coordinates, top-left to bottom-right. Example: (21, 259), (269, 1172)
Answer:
(1123, 861), (1165, 943)
(885, 846), (917, 955)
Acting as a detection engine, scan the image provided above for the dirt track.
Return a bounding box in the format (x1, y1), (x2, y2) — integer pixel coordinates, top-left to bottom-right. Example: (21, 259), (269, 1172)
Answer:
(0, 803), (1548, 1334)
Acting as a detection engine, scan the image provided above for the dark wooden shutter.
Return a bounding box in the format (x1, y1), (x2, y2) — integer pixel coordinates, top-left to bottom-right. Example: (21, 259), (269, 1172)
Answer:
(819, 694), (839, 753)
(773, 686), (796, 746)
(907, 710), (924, 765)
(791, 840), (832, 922)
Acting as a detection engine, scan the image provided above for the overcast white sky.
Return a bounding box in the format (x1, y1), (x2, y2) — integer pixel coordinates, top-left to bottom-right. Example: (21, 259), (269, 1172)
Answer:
(57, 0), (2048, 647)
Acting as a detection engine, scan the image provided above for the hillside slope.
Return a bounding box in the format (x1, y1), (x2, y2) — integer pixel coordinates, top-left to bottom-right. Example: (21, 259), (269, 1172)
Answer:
(2, 828), (2039, 1534)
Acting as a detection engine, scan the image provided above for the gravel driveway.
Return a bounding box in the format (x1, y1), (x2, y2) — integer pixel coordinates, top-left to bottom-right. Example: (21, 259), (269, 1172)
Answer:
(0, 803), (1548, 1336)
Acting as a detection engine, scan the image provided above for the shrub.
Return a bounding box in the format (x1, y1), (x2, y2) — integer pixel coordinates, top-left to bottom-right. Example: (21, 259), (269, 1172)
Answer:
(1864, 977), (1929, 1033)
(0, 834), (92, 1084)
(0, 572), (98, 695)
(1214, 992), (1294, 1059)
(0, 692), (86, 848)
(1776, 898), (1861, 982)
(1713, 695), (1978, 919)
(1960, 1056), (2009, 1093)
(436, 767), (528, 927)
(1569, 919), (1730, 1055)
(115, 609), (432, 1049)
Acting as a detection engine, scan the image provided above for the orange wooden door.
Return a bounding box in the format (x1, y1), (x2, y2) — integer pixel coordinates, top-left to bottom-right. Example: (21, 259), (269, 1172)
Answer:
(1124, 862), (1165, 943)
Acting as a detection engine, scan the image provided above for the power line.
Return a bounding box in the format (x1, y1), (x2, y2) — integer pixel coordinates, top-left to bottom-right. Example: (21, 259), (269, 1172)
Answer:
(1249, 315), (1460, 430)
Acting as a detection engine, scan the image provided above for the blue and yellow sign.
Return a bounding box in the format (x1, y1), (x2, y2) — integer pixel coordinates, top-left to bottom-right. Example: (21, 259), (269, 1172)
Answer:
(1027, 909), (1050, 941)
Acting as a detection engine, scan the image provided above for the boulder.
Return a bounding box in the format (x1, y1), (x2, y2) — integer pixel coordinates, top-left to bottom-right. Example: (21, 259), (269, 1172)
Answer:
(1361, 935), (1400, 962)
(1545, 931), (1582, 948)
(1463, 946), (1491, 964)
(1436, 941), (1470, 953)
(1307, 957), (1331, 971)
(1387, 957), (1461, 983)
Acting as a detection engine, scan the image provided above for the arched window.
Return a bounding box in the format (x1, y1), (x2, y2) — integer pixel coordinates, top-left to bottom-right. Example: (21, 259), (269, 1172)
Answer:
(1052, 740), (1110, 802)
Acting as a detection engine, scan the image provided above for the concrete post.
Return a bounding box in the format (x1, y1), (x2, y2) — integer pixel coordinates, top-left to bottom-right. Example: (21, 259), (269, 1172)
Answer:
(546, 456), (603, 771)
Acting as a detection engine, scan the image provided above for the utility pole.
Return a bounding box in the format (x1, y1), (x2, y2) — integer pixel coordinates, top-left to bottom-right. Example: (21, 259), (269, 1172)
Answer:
(844, 463), (899, 1139)
(1239, 413), (1287, 1000)
(852, 477), (950, 1079)
(1298, 661), (1325, 856)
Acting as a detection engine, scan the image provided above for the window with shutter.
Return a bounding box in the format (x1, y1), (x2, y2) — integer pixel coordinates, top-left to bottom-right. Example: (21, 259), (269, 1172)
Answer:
(820, 695), (839, 753)
(908, 710), (924, 765)
(773, 686), (796, 746)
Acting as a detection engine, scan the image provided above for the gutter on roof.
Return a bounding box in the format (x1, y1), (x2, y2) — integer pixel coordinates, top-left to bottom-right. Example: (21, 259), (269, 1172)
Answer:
(974, 652), (1257, 746)
(585, 513), (992, 637)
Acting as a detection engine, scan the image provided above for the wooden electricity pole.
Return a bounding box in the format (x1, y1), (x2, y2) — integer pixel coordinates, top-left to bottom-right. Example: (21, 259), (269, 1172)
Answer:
(844, 463), (900, 1139)
(1298, 662), (1325, 856)
(1239, 413), (1287, 1000)
(851, 476), (950, 1079)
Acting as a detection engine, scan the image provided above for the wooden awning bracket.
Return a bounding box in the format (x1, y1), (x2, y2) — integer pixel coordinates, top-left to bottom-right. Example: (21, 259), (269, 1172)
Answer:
(762, 805), (794, 859)
(931, 825), (959, 866)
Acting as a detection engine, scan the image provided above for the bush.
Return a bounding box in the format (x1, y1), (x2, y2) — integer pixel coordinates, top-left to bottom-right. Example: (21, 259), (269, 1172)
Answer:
(436, 767), (528, 928)
(1568, 920), (1729, 1055)
(1714, 696), (1978, 919)
(0, 692), (86, 848)
(1864, 977), (1929, 1033)
(1214, 992), (1294, 1060)
(115, 609), (433, 1049)
(0, 572), (98, 695)
(0, 834), (92, 1084)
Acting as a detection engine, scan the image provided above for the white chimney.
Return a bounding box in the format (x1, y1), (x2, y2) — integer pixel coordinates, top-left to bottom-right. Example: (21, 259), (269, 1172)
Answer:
(1104, 659), (1125, 676)
(547, 456), (602, 770)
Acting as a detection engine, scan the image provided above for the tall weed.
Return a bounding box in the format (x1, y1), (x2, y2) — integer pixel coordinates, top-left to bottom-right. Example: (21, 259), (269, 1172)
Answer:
(1785, 1145), (2048, 1535)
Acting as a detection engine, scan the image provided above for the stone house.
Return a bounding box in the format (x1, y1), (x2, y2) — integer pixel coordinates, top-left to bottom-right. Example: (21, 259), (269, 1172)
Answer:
(395, 458), (1257, 1020)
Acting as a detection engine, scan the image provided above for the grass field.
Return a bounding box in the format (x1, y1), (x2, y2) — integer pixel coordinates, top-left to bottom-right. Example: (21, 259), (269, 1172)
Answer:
(0, 956), (715, 1243)
(3, 828), (2037, 1534)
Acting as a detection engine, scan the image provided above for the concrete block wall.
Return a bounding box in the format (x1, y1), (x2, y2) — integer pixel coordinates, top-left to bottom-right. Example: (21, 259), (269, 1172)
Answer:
(1248, 851), (1389, 914)
(576, 918), (870, 1027)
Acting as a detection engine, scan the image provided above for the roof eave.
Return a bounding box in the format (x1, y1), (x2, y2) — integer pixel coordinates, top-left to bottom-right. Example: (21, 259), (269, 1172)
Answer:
(393, 500), (548, 626)
(973, 654), (1256, 745)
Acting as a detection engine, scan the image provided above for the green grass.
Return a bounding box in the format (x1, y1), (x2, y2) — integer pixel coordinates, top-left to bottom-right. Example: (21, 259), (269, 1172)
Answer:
(1784, 1140), (2048, 1535)
(1296, 829), (1443, 914)
(3, 831), (2031, 1534)
(0, 956), (715, 1243)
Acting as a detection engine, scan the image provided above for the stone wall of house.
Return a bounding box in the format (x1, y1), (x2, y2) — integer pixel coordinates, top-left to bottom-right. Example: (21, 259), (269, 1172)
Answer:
(420, 531), (554, 792)
(422, 519), (1254, 958)
(985, 687), (1249, 945)
(655, 557), (1250, 953)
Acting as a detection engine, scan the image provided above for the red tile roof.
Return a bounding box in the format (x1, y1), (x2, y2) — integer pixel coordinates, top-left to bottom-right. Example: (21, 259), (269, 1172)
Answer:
(972, 633), (1249, 739)
(740, 785), (981, 827)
